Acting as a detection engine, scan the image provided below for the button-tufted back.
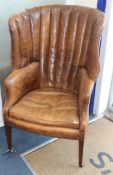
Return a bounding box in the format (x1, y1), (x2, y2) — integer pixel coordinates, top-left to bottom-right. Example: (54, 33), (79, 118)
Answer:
(9, 5), (104, 91)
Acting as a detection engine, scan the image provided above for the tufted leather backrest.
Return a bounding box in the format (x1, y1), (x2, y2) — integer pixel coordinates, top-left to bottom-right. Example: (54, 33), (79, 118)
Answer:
(9, 5), (105, 91)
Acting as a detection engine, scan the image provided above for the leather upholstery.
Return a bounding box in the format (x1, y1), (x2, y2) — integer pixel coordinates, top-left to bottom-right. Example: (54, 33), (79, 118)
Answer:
(4, 5), (105, 140)
(9, 89), (79, 129)
(4, 63), (39, 117)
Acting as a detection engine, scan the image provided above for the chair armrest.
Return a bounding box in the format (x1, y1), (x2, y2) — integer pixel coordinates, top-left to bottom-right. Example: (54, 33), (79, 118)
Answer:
(78, 68), (94, 132)
(4, 62), (39, 117)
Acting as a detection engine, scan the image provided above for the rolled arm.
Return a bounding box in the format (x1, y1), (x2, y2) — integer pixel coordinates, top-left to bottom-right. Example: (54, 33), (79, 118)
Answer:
(4, 62), (39, 117)
(78, 69), (94, 132)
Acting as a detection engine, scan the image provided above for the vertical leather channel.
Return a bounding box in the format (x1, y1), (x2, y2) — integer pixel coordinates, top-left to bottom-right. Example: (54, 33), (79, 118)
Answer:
(61, 10), (79, 90)
(79, 13), (93, 67)
(39, 7), (51, 87)
(16, 13), (30, 67)
(23, 12), (33, 64)
(67, 10), (89, 91)
(48, 8), (60, 87)
(55, 7), (71, 88)
(29, 8), (40, 62)
(9, 17), (21, 69)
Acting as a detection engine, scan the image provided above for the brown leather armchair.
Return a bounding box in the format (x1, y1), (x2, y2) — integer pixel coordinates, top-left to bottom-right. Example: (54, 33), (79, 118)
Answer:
(4, 5), (105, 167)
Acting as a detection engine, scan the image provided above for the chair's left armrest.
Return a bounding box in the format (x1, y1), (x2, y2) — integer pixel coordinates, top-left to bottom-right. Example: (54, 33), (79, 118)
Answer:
(78, 68), (94, 132)
(4, 62), (39, 117)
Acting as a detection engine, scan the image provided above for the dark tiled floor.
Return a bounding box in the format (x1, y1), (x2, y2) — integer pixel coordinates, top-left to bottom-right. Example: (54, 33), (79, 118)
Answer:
(0, 127), (51, 175)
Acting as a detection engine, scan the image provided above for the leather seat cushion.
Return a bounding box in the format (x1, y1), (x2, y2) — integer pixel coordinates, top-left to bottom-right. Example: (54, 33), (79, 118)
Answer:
(9, 88), (79, 129)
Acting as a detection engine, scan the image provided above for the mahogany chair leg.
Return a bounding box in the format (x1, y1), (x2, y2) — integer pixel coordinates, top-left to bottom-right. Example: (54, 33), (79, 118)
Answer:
(5, 125), (12, 152)
(79, 139), (84, 167)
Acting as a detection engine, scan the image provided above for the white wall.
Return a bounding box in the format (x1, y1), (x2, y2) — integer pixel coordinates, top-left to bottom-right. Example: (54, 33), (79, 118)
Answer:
(66, 0), (97, 8)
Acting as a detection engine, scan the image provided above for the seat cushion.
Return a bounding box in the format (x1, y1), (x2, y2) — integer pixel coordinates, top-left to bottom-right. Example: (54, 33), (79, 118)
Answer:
(9, 88), (79, 129)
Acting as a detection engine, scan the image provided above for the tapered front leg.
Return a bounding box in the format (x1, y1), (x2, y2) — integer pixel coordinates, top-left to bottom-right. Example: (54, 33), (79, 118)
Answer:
(5, 125), (12, 152)
(79, 139), (84, 167)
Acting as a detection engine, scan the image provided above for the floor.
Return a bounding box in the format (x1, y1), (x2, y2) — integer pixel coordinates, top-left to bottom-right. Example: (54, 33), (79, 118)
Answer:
(24, 118), (113, 175)
(0, 127), (52, 175)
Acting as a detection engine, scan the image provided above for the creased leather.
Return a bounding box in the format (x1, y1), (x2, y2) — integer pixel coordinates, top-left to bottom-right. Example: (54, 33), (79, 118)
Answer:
(5, 117), (81, 139)
(4, 63), (39, 117)
(9, 89), (79, 129)
(9, 5), (105, 90)
(4, 5), (105, 140)
(78, 68), (94, 132)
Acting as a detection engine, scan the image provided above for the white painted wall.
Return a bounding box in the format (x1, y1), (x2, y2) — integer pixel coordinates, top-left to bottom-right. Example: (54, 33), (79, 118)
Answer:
(93, 0), (113, 116)
(66, 0), (97, 8)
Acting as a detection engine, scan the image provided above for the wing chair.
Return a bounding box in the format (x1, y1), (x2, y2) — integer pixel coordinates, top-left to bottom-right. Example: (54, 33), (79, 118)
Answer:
(4, 5), (105, 167)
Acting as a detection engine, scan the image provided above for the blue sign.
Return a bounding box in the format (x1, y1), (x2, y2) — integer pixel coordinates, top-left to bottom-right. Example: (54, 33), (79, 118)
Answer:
(97, 0), (106, 12)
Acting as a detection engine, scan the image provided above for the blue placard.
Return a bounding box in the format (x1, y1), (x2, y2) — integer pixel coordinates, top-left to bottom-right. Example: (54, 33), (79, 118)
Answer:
(97, 0), (106, 12)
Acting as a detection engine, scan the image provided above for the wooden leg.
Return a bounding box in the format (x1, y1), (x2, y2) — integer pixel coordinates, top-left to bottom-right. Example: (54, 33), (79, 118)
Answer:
(79, 139), (84, 167)
(5, 125), (12, 152)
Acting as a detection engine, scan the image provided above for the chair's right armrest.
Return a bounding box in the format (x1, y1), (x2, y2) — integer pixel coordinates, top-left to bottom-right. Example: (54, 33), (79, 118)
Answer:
(4, 62), (39, 117)
(78, 68), (94, 132)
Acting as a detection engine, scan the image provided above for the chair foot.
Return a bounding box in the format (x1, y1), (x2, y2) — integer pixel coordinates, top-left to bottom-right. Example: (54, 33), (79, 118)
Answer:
(8, 148), (14, 153)
(79, 139), (84, 168)
(79, 163), (84, 168)
(2, 148), (15, 155)
(5, 125), (12, 152)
